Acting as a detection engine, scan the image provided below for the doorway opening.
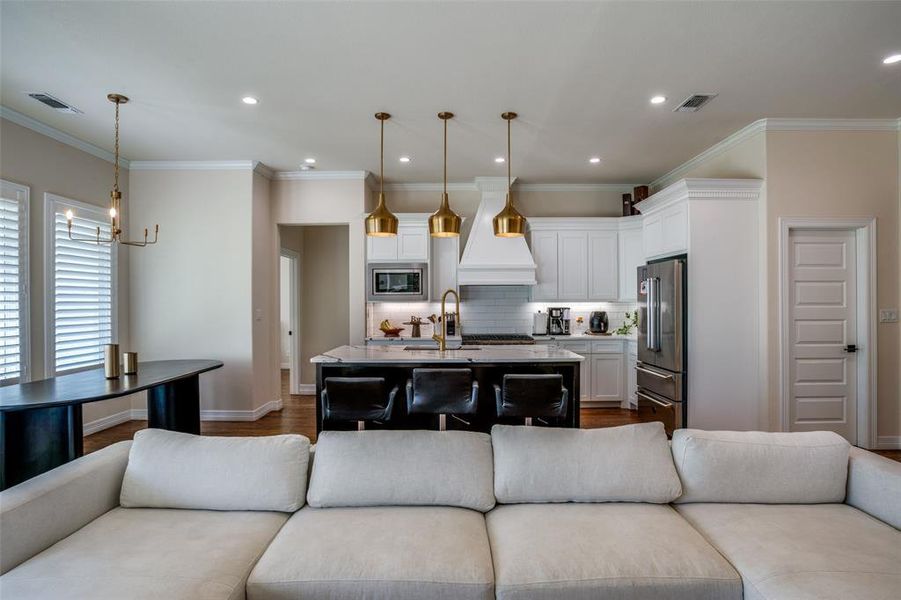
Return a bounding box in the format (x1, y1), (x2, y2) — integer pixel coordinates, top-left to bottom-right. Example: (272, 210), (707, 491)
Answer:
(778, 218), (876, 447)
(279, 249), (301, 395)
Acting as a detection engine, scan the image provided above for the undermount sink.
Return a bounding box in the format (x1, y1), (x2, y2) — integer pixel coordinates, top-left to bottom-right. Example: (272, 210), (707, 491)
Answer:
(403, 345), (480, 351)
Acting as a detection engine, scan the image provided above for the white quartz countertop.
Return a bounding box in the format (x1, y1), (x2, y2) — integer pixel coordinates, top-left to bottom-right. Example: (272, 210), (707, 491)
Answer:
(312, 344), (584, 364)
(533, 333), (638, 341)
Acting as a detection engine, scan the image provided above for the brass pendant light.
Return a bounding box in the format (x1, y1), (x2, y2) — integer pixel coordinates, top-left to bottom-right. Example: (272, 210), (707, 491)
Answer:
(429, 112), (462, 237)
(66, 93), (159, 246)
(365, 112), (399, 237)
(492, 111), (526, 237)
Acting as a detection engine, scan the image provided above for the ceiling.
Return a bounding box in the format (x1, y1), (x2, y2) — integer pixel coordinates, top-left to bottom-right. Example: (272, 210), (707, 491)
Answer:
(1, 1), (899, 183)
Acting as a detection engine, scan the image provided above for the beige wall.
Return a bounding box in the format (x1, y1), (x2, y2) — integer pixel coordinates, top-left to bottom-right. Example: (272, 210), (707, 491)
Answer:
(251, 172), (279, 410)
(0, 118), (134, 424)
(651, 132), (768, 192)
(766, 130), (900, 441)
(128, 169), (254, 412)
(296, 225), (349, 385)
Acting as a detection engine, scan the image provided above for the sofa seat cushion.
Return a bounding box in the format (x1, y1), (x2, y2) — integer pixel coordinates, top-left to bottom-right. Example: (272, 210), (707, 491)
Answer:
(676, 503), (901, 600)
(0, 507), (288, 600)
(486, 503), (742, 600)
(247, 506), (494, 600)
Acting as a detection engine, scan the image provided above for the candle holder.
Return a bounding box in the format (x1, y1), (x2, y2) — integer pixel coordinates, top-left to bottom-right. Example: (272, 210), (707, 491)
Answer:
(123, 352), (138, 375)
(104, 344), (120, 379)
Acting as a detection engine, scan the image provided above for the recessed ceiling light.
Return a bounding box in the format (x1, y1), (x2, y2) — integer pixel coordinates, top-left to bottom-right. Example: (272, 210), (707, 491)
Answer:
(242, 96), (258, 105)
(399, 156), (411, 163)
(589, 157), (601, 164)
(304, 157), (316, 164)
(883, 54), (901, 64)
(650, 95), (667, 105)
(494, 157), (505, 163)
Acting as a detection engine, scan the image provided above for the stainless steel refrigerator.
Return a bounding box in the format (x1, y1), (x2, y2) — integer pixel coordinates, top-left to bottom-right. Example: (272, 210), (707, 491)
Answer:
(636, 257), (687, 435)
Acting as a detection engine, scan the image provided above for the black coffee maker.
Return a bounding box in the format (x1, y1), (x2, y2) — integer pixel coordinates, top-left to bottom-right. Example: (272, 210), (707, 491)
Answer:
(589, 311), (609, 334)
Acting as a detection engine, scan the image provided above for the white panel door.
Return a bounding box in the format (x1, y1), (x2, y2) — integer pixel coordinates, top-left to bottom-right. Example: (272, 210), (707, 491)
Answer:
(558, 231), (588, 300)
(530, 231), (558, 300)
(588, 231), (618, 300)
(590, 353), (624, 402)
(618, 227), (644, 301)
(789, 229), (857, 442)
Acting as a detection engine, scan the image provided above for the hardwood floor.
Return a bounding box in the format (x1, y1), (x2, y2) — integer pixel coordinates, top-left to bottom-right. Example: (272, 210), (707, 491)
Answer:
(84, 371), (901, 463)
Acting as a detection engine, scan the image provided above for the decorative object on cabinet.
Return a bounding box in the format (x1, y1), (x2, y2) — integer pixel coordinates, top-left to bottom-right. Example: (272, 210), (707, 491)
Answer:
(614, 310), (638, 335)
(365, 112), (399, 237)
(65, 94), (159, 247)
(428, 112), (462, 238)
(622, 193), (633, 217)
(493, 112), (527, 237)
(379, 320), (405, 337)
(403, 316), (424, 338)
(632, 185), (649, 215)
(574, 316), (584, 333)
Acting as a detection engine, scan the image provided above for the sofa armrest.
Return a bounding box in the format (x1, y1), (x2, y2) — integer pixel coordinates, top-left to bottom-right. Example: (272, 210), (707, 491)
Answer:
(0, 440), (131, 574)
(846, 446), (901, 529)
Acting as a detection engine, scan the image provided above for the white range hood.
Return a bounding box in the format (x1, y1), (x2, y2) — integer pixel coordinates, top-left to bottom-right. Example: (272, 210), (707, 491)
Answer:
(458, 177), (537, 286)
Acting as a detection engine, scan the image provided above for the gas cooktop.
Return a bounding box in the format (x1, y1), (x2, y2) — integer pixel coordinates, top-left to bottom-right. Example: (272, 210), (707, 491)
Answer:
(461, 334), (535, 345)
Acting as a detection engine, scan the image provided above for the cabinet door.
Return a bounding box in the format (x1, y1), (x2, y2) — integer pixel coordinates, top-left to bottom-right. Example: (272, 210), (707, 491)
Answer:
(643, 213), (663, 259)
(530, 231), (558, 300)
(626, 351), (637, 406)
(558, 231), (588, 300)
(618, 228), (644, 301)
(662, 203), (688, 254)
(579, 354), (591, 401)
(430, 235), (459, 299)
(588, 231), (618, 300)
(367, 235), (398, 261)
(590, 353), (624, 402)
(397, 225), (429, 261)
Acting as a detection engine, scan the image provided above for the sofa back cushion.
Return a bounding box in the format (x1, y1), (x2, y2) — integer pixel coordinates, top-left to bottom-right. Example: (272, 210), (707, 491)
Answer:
(307, 430), (495, 512)
(120, 430), (310, 512)
(672, 429), (850, 504)
(492, 422), (682, 504)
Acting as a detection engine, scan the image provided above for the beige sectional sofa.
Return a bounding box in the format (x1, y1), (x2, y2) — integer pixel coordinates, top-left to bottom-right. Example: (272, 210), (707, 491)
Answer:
(0, 423), (898, 600)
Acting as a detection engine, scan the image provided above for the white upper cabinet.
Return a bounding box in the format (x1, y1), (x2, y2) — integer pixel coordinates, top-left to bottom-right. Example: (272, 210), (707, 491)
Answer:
(588, 231), (618, 300)
(643, 202), (687, 259)
(530, 230), (559, 300)
(366, 215), (430, 262)
(558, 231), (589, 300)
(617, 221), (643, 301)
(430, 235), (459, 299)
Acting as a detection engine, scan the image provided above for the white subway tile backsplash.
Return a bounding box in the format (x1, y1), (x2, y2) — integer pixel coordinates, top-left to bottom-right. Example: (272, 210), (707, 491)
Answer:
(368, 285), (638, 337)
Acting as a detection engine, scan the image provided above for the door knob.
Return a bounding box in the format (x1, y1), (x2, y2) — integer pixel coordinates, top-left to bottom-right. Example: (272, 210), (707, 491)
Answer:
(843, 344), (857, 353)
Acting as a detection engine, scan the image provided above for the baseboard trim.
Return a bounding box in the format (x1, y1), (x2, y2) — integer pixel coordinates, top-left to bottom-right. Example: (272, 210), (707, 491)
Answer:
(297, 384), (316, 395)
(876, 436), (901, 450)
(83, 400), (285, 434)
(280, 362), (290, 369)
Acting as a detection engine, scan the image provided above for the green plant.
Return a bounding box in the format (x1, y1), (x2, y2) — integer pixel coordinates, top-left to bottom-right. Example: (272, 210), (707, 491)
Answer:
(614, 311), (639, 335)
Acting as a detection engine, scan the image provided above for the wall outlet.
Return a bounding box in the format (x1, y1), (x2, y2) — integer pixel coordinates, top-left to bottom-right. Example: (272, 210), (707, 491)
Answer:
(879, 309), (898, 323)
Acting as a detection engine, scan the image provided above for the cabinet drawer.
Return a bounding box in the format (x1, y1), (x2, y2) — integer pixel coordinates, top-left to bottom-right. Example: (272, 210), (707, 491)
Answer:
(558, 340), (590, 353)
(591, 340), (623, 353)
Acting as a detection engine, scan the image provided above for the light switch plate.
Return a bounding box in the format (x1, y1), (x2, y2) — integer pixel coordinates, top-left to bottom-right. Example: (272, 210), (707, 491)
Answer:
(879, 309), (898, 323)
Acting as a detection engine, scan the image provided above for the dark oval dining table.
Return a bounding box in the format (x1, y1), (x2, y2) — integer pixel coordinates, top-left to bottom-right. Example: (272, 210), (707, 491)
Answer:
(0, 359), (222, 490)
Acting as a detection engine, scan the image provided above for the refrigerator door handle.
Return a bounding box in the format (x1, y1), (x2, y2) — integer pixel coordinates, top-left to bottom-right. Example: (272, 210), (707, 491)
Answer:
(637, 390), (672, 409)
(646, 277), (660, 352)
(636, 365), (674, 380)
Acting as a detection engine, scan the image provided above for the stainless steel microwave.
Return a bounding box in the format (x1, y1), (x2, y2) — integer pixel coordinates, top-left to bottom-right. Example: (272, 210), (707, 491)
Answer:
(367, 263), (429, 302)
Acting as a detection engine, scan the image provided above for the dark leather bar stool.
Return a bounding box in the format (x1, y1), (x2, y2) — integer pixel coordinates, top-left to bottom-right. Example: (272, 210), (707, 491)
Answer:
(406, 368), (478, 431)
(322, 377), (399, 431)
(494, 374), (569, 426)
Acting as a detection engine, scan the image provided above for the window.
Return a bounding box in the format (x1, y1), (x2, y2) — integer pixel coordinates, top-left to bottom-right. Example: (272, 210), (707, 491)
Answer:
(0, 180), (29, 384)
(46, 194), (116, 375)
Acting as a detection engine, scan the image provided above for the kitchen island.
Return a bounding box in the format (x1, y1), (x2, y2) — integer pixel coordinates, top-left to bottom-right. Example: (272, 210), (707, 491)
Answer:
(312, 345), (583, 433)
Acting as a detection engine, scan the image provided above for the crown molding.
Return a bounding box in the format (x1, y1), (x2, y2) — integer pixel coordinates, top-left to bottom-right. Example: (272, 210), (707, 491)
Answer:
(1, 105), (129, 169)
(517, 182), (640, 192)
(651, 117), (901, 190)
(383, 182), (478, 192)
(273, 170), (369, 181)
(382, 180), (640, 193)
(474, 176), (516, 193)
(638, 178), (764, 214)
(129, 160), (257, 171)
(252, 161), (274, 179)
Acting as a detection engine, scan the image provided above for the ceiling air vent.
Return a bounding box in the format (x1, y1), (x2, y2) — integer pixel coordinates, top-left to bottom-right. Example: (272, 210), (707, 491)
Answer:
(673, 93), (717, 113)
(27, 92), (82, 114)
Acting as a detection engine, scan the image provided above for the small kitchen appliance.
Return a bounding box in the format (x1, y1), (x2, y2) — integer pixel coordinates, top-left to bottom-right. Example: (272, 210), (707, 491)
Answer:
(548, 307), (571, 335)
(533, 311), (548, 335)
(589, 311), (609, 334)
(367, 263), (429, 302)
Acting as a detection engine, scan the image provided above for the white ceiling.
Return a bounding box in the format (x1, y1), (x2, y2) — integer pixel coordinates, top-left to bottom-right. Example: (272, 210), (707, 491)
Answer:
(1, 1), (899, 183)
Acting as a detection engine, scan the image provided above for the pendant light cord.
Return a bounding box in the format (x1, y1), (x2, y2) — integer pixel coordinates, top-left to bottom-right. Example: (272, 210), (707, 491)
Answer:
(507, 116), (512, 199)
(114, 99), (120, 192)
(379, 117), (384, 196)
(443, 117), (447, 196)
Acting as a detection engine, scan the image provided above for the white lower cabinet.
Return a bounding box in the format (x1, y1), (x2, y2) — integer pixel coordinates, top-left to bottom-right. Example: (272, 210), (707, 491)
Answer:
(626, 342), (637, 407)
(589, 353), (624, 402)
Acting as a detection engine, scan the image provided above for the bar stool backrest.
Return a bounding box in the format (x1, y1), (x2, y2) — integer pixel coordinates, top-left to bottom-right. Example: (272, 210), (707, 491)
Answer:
(496, 374), (568, 419)
(322, 377), (394, 422)
(408, 368), (478, 415)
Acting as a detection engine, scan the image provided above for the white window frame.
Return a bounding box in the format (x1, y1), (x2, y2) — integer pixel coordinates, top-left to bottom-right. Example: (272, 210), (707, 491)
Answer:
(44, 193), (118, 376)
(0, 179), (30, 384)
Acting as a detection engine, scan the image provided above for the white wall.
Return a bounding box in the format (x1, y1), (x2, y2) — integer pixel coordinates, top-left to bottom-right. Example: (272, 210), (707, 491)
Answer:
(0, 118), (135, 426)
(128, 168), (253, 413)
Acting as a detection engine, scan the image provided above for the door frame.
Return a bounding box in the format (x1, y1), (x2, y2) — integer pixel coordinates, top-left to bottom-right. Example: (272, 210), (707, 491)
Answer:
(777, 217), (877, 448)
(280, 249), (302, 396)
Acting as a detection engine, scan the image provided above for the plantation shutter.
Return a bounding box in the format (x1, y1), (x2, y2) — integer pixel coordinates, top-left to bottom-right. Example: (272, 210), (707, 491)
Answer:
(0, 181), (28, 383)
(52, 204), (114, 373)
